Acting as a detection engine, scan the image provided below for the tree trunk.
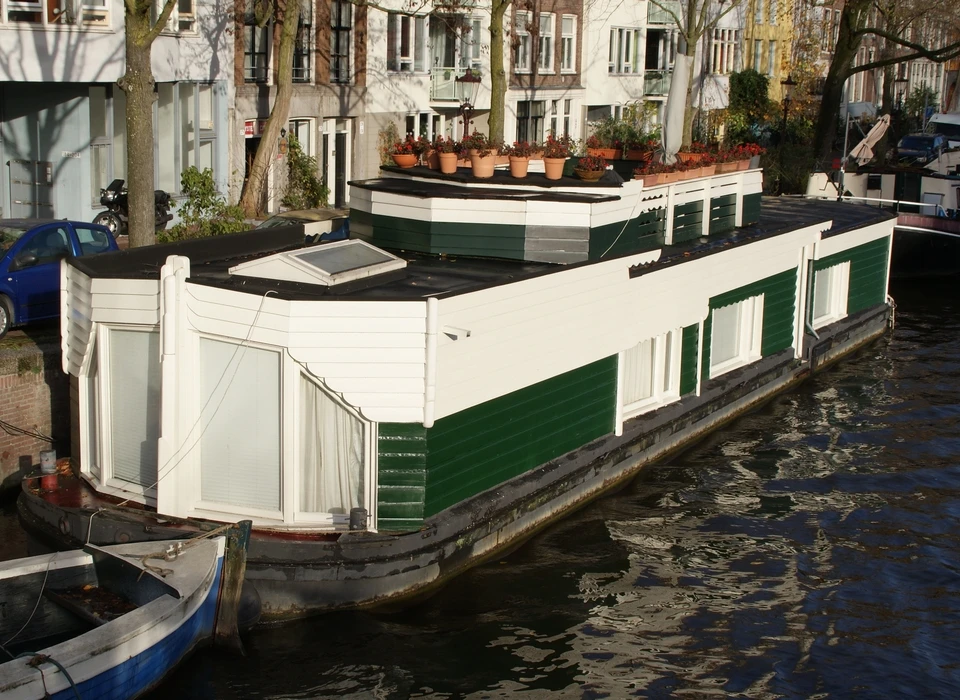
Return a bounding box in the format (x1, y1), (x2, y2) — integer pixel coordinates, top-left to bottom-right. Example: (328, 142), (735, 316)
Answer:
(121, 9), (159, 248)
(488, 0), (510, 142)
(874, 58), (896, 161)
(812, 3), (865, 161)
(239, 0), (301, 218)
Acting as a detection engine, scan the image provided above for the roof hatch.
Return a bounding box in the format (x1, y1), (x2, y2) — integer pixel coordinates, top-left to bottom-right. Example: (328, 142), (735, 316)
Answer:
(228, 239), (407, 286)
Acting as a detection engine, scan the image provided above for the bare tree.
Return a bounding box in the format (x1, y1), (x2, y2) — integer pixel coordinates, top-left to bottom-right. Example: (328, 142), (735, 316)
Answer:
(121, 0), (178, 247)
(812, 0), (960, 160)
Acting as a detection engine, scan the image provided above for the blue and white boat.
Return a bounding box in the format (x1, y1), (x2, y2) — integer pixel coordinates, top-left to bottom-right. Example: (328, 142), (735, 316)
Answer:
(0, 537), (226, 699)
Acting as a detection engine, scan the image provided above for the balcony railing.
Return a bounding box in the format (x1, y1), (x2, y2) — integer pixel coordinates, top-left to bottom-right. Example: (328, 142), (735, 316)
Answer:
(647, 1), (680, 25)
(644, 70), (672, 96)
(431, 67), (471, 101)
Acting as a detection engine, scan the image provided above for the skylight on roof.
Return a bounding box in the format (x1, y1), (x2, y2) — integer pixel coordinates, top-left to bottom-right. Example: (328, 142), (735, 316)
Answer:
(228, 239), (406, 286)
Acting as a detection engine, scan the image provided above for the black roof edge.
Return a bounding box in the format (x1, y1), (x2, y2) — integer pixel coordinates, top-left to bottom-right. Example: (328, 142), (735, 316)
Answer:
(70, 225), (307, 279)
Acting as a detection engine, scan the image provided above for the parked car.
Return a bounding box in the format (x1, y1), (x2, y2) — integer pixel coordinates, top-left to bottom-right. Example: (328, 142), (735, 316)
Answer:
(256, 208), (350, 243)
(0, 219), (118, 339)
(896, 133), (947, 163)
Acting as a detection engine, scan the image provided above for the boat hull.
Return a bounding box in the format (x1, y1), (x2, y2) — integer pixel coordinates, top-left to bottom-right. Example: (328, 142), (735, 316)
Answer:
(0, 540), (224, 700)
(18, 306), (889, 623)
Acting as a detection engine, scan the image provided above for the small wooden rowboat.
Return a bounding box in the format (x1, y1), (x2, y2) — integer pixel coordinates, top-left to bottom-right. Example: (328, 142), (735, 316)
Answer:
(0, 537), (231, 699)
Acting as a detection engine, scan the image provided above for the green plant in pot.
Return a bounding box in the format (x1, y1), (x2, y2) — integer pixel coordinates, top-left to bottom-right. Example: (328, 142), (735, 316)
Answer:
(575, 153), (608, 182)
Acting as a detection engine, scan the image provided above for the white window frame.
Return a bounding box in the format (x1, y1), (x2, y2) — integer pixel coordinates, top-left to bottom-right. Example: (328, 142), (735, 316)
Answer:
(3, 0), (109, 26)
(514, 10), (532, 73)
(620, 329), (682, 419)
(609, 27), (642, 74)
(90, 325), (161, 506)
(538, 12), (555, 73)
(812, 262), (850, 329)
(388, 12), (427, 73)
(189, 336), (284, 523)
(753, 39), (762, 71)
(768, 39), (777, 76)
(560, 15), (576, 73)
(710, 295), (764, 378)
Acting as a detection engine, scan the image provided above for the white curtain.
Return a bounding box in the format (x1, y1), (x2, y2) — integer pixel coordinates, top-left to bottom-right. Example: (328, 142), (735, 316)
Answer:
(199, 339), (281, 511)
(108, 329), (160, 488)
(300, 375), (364, 515)
(621, 338), (656, 407)
(711, 303), (742, 366)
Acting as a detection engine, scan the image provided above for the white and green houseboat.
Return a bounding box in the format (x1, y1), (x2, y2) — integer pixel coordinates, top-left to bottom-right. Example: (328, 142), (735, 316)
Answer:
(19, 164), (895, 622)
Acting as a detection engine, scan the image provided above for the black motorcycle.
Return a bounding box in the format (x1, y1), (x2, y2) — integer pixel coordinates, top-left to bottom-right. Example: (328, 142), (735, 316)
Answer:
(93, 179), (173, 236)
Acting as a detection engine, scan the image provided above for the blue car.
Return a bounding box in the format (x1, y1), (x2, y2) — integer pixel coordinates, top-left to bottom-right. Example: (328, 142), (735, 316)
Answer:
(0, 219), (118, 339)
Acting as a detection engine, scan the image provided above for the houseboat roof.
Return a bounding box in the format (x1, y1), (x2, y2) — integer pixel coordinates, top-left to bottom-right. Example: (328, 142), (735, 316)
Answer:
(69, 198), (894, 302)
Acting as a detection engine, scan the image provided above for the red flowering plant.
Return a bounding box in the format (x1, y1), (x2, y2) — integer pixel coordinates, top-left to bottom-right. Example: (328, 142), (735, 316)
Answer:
(729, 143), (766, 159)
(506, 140), (537, 158)
(542, 134), (573, 159)
(576, 153), (608, 172)
(390, 135), (422, 156)
(461, 130), (493, 156)
(433, 135), (461, 154)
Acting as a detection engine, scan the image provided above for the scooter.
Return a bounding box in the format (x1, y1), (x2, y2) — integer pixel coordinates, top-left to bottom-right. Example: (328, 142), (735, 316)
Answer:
(92, 179), (173, 236)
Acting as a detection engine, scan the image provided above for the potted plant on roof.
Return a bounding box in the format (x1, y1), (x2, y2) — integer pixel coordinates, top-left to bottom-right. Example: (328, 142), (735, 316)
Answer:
(390, 135), (420, 168)
(418, 135), (439, 170)
(506, 140), (536, 178)
(542, 134), (572, 180)
(434, 136), (461, 174)
(462, 131), (497, 178)
(585, 117), (623, 160)
(574, 153), (608, 182)
(633, 160), (666, 187)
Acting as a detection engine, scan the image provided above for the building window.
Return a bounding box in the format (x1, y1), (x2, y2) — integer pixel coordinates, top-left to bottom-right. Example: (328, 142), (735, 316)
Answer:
(609, 27), (641, 74)
(468, 17), (483, 68)
(4, 0), (108, 24)
(176, 0), (195, 32)
(621, 330), (681, 418)
(710, 29), (737, 74)
(331, 0), (351, 83)
(244, 19), (270, 83)
(293, 0), (313, 83)
(516, 100), (544, 143)
(158, 82), (218, 195)
(199, 339), (281, 514)
(289, 118), (315, 156)
(560, 15), (576, 73)
(388, 12), (427, 72)
(753, 39), (762, 71)
(89, 87), (112, 204)
(769, 0), (777, 23)
(538, 13), (555, 72)
(710, 295), (764, 378)
(299, 375), (366, 518)
(812, 262), (850, 328)
(768, 39), (777, 76)
(549, 98), (572, 137)
(514, 10), (532, 73)
(755, 0), (763, 24)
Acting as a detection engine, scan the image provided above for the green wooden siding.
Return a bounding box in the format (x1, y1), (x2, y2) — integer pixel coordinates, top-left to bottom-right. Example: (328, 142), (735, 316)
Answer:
(742, 193), (761, 226)
(672, 200), (704, 243)
(352, 209), (527, 260)
(589, 208), (666, 259)
(375, 357), (618, 530)
(679, 323), (700, 395)
(709, 194), (737, 235)
(423, 357), (617, 517)
(701, 268), (798, 380)
(377, 423), (429, 530)
(814, 236), (890, 314)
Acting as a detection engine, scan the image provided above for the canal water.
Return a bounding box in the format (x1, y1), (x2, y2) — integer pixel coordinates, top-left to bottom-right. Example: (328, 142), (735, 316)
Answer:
(3, 278), (960, 698)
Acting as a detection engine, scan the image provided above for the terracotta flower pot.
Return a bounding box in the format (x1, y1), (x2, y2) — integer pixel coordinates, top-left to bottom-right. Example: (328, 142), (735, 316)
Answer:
(471, 153), (496, 178)
(625, 149), (653, 162)
(575, 168), (605, 182)
(737, 159), (750, 171)
(392, 153), (417, 168)
(660, 171), (681, 184)
(587, 147), (621, 161)
(701, 164), (717, 176)
(716, 161), (738, 173)
(543, 157), (567, 180)
(638, 172), (661, 186)
(422, 149), (440, 170)
(509, 156), (530, 178)
(677, 152), (703, 164)
(438, 152), (459, 174)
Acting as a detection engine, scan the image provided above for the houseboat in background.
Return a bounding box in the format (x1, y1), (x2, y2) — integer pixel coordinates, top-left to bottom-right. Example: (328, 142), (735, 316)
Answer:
(19, 163), (896, 623)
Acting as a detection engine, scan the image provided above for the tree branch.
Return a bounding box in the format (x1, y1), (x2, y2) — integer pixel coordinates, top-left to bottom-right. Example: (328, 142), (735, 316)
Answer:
(146, 0), (179, 43)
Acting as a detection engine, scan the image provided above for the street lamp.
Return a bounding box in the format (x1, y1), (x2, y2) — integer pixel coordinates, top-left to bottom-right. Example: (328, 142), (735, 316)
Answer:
(455, 68), (482, 136)
(778, 74), (797, 195)
(894, 75), (909, 112)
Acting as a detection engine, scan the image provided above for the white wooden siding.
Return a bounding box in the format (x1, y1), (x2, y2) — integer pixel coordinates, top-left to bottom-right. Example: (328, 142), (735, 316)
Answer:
(432, 224), (825, 419)
(816, 220), (892, 258)
(185, 284), (427, 422)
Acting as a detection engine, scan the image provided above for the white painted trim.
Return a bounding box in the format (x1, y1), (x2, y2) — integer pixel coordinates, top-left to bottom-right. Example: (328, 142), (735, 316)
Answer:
(424, 296), (438, 428)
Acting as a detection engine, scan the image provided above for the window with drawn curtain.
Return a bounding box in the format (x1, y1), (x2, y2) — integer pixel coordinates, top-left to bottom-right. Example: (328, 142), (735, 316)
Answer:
(299, 375), (365, 516)
(293, 0), (313, 83)
(621, 330), (680, 417)
(710, 296), (764, 378)
(199, 339), (281, 512)
(331, 0), (351, 83)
